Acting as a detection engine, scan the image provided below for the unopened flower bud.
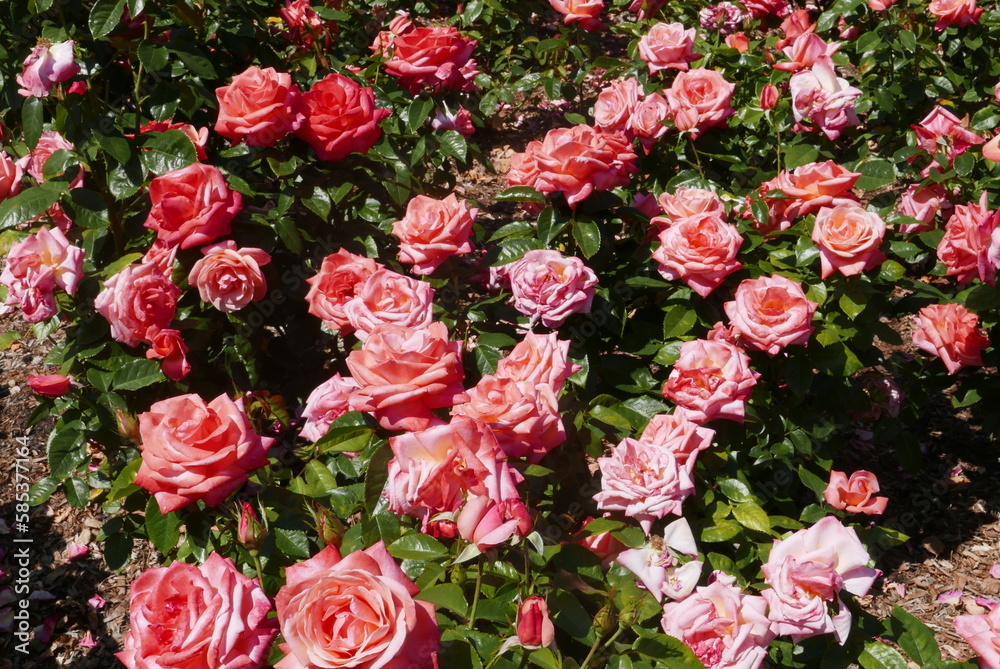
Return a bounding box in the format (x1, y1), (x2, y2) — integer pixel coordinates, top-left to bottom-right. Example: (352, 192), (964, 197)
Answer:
(516, 596), (555, 649)
(114, 407), (141, 445)
(309, 503), (345, 549)
(594, 600), (617, 635)
(237, 502), (266, 553)
(760, 83), (780, 110)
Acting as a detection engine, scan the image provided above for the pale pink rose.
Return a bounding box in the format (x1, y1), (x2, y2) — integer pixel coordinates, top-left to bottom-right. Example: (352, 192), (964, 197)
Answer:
(593, 78), (642, 135)
(811, 202), (887, 279)
(789, 56), (861, 140)
(381, 26), (478, 94)
(386, 416), (500, 525)
(117, 553), (277, 669)
(911, 107), (984, 163)
(983, 134), (1000, 162)
(506, 124), (638, 209)
(456, 492), (533, 551)
(21, 130), (83, 188)
(305, 249), (384, 334)
(666, 69), (735, 139)
(431, 104), (475, 136)
(342, 269), (435, 339)
(594, 434), (706, 534)
(662, 339), (760, 423)
(299, 373), (360, 443)
(638, 413), (715, 477)
(516, 597), (555, 649)
(17, 40), (79, 98)
(215, 66), (303, 147)
(896, 183), (951, 232)
(1, 226), (83, 323)
(550, 0), (605, 31)
(823, 470), (888, 515)
(724, 275), (818, 356)
(451, 374), (565, 463)
(274, 542), (439, 669)
(144, 163), (242, 250)
(652, 212), (744, 297)
(347, 322), (468, 431)
(639, 23), (702, 73)
(776, 9), (814, 49)
(188, 241), (271, 312)
(617, 518), (701, 602)
(392, 193), (477, 274)
(662, 571), (775, 669)
(491, 249), (598, 327)
(135, 393), (273, 513)
(145, 328), (191, 381)
(937, 191), (999, 285)
(494, 331), (581, 390)
(912, 303), (991, 375)
(94, 262), (180, 347)
(762, 516), (879, 643)
(629, 92), (671, 154)
(0, 150), (23, 201)
(955, 606), (1000, 669)
(929, 0), (982, 29)
(773, 33), (840, 72)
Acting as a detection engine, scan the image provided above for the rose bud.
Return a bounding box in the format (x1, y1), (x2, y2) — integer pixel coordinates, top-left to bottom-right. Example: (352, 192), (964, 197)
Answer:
(237, 502), (266, 552)
(309, 504), (346, 548)
(114, 407), (142, 445)
(516, 597), (555, 649)
(593, 600), (617, 635)
(760, 83), (780, 110)
(27, 374), (74, 397)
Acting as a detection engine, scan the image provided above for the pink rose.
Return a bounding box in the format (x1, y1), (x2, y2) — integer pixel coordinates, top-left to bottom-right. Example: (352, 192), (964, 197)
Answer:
(911, 107), (984, 164)
(146, 328), (191, 381)
(657, 187), (726, 225)
(342, 269), (435, 339)
(392, 193), (477, 274)
(760, 83), (780, 110)
(724, 275), (818, 356)
(593, 78), (641, 135)
(117, 553), (276, 669)
(137, 120), (209, 161)
(370, 12), (415, 56)
(549, 0), (605, 31)
(431, 104), (475, 136)
(762, 516), (879, 642)
(869, 0), (895, 8)
(143, 239), (179, 276)
(382, 26), (479, 93)
(215, 66), (303, 147)
(94, 262), (180, 347)
(617, 518), (702, 601)
(299, 373), (360, 443)
(929, 0), (982, 30)
(575, 517), (627, 567)
(0, 150), (23, 201)
(811, 202), (887, 279)
(776, 9), (814, 49)
(896, 183), (951, 232)
(629, 0), (668, 20)
(144, 163), (242, 249)
(662, 572), (774, 669)
(274, 542), (439, 669)
(629, 92), (671, 154)
(743, 0), (792, 17)
(1, 226), (84, 318)
(456, 492), (533, 551)
(754, 160), (860, 231)
(983, 134), (1000, 163)
(27, 374), (74, 397)
(17, 40), (79, 98)
(517, 597), (555, 649)
(640, 23), (702, 73)
(638, 413), (714, 477)
(347, 322), (468, 431)
(662, 339), (760, 423)
(955, 606), (1000, 669)
(912, 303), (990, 375)
(789, 56), (861, 140)
(506, 124), (638, 209)
(135, 393), (273, 513)
(936, 191), (999, 285)
(665, 68), (735, 139)
(494, 331), (580, 390)
(305, 249), (384, 333)
(823, 470), (888, 515)
(294, 74), (391, 162)
(188, 241), (271, 312)
(652, 212), (744, 297)
(490, 249), (598, 327)
(21, 130), (83, 188)
(773, 33), (840, 72)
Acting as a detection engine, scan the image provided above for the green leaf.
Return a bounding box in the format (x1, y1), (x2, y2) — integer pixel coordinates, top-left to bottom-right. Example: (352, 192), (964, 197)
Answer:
(854, 160), (896, 190)
(878, 259), (907, 282)
(662, 305), (697, 339)
(137, 43), (169, 72)
(859, 642), (908, 669)
(63, 477), (90, 508)
(274, 527), (312, 558)
(364, 442), (392, 512)
(0, 184), (65, 230)
(438, 130), (467, 161)
(388, 533), (449, 560)
(407, 97), (435, 133)
(798, 465), (829, 497)
(0, 331), (21, 350)
(304, 460), (339, 496)
(111, 357), (165, 391)
(140, 129), (198, 175)
(573, 220), (601, 258)
(890, 607), (941, 665)
(22, 97), (43, 149)
(108, 457), (142, 502)
(898, 29), (916, 50)
(732, 501), (771, 533)
(47, 420), (88, 480)
(416, 583), (469, 617)
(701, 520), (741, 543)
(633, 630), (708, 668)
(104, 532), (133, 571)
(839, 291), (866, 320)
(495, 186), (545, 203)
(145, 496), (182, 555)
(718, 478), (753, 503)
(784, 143), (820, 169)
(28, 477), (59, 506)
(89, 0), (126, 39)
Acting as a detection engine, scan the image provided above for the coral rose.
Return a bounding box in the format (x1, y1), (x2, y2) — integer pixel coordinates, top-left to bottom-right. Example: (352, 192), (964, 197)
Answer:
(665, 68), (735, 139)
(392, 193), (477, 274)
(773, 33), (839, 72)
(116, 553), (277, 669)
(662, 339), (760, 424)
(382, 26), (479, 93)
(652, 212), (744, 297)
(134, 393), (273, 513)
(494, 331), (580, 390)
(912, 303), (990, 375)
(629, 92), (672, 154)
(811, 202), (887, 279)
(657, 188), (727, 227)
(215, 66), (304, 147)
(27, 374), (74, 397)
(294, 74), (391, 162)
(491, 249), (598, 327)
(305, 249), (384, 333)
(550, 0), (605, 31)
(342, 268), (435, 339)
(145, 328), (191, 381)
(94, 262), (180, 347)
(724, 275), (818, 356)
(188, 241), (271, 312)
(593, 78), (641, 135)
(639, 23), (702, 73)
(823, 470), (888, 515)
(936, 191), (999, 285)
(299, 373), (360, 443)
(517, 597), (555, 649)
(144, 163), (242, 249)
(274, 542), (439, 669)
(928, 0), (982, 30)
(347, 322), (468, 431)
(17, 40), (79, 98)
(911, 107), (984, 164)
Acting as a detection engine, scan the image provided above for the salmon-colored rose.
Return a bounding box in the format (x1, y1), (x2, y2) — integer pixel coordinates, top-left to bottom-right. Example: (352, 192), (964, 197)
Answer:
(294, 74), (390, 162)
(135, 393), (273, 513)
(724, 275), (818, 355)
(725, 32), (750, 52)
(215, 66), (303, 147)
(517, 597), (555, 649)
(305, 249), (384, 333)
(549, 0), (605, 31)
(652, 212), (744, 297)
(629, 92), (671, 154)
(117, 553), (277, 669)
(146, 328), (191, 381)
(655, 188), (726, 232)
(756, 160), (860, 230)
(0, 150), (23, 201)
(144, 163), (242, 249)
(665, 69), (735, 139)
(912, 303), (990, 374)
(811, 202), (886, 279)
(823, 470), (888, 515)
(494, 331), (580, 390)
(640, 23), (701, 73)
(928, 0), (982, 30)
(188, 241), (271, 312)
(936, 191), (999, 285)
(382, 26), (479, 93)
(594, 78), (641, 135)
(392, 193), (477, 274)
(342, 269), (435, 339)
(638, 413), (714, 479)
(21, 130), (84, 188)
(760, 83), (781, 110)
(662, 339), (760, 424)
(776, 9), (814, 49)
(94, 262), (180, 347)
(347, 322), (468, 431)
(490, 249), (598, 327)
(17, 40), (79, 98)
(275, 542), (439, 669)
